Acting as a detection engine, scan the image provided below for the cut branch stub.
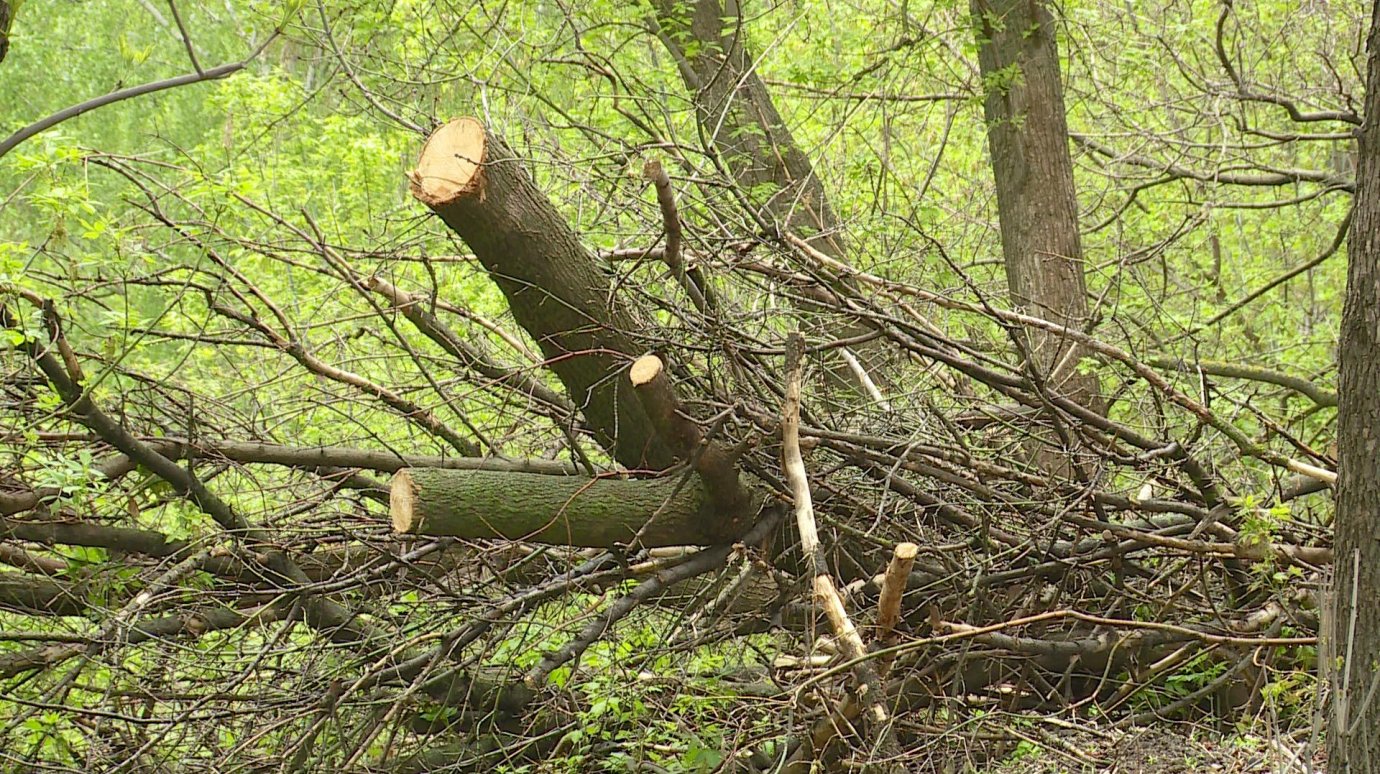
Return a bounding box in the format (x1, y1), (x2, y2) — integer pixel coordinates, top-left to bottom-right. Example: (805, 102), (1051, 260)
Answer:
(410, 117), (674, 471)
(629, 354), (755, 539)
(390, 468), (720, 547)
(409, 118), (486, 207)
(629, 354), (701, 454)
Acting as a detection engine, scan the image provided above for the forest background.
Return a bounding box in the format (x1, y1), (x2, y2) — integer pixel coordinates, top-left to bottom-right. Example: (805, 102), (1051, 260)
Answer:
(0, 0), (1373, 771)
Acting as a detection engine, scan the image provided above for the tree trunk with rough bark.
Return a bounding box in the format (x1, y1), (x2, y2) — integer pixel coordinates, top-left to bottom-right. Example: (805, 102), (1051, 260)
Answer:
(971, 0), (1101, 414)
(410, 118), (674, 472)
(0, 1), (14, 66)
(652, 0), (841, 253)
(652, 0), (893, 395)
(1329, 3), (1380, 768)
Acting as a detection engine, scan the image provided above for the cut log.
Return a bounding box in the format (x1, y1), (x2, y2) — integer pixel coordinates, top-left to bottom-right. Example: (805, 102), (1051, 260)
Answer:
(410, 118), (673, 471)
(877, 542), (918, 642)
(0, 571), (85, 616)
(629, 354), (755, 539)
(390, 468), (718, 547)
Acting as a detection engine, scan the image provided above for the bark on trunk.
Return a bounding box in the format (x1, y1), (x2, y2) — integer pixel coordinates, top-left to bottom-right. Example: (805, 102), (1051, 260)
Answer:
(652, 0), (840, 253)
(1329, 3), (1380, 768)
(0, 571), (85, 616)
(390, 468), (717, 547)
(410, 118), (673, 471)
(0, 1), (13, 66)
(971, 0), (1101, 412)
(652, 1), (894, 395)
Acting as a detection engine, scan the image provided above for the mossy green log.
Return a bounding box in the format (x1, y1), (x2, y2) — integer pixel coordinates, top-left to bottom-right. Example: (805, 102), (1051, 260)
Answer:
(390, 468), (720, 547)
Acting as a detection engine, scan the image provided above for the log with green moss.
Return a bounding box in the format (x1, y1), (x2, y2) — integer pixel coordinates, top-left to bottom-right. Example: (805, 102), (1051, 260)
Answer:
(389, 468), (720, 547)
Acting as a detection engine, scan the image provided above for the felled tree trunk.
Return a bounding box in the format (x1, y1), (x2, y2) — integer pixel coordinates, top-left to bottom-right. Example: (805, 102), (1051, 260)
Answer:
(390, 468), (718, 547)
(409, 118), (673, 472)
(0, 571), (85, 616)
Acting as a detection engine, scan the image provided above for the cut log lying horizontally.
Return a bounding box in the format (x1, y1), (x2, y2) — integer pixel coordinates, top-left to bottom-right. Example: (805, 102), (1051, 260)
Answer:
(390, 468), (721, 547)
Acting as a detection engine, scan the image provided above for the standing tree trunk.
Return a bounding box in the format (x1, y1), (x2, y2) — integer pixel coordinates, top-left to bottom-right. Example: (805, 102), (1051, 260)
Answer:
(971, 0), (1101, 414)
(651, 0), (841, 254)
(0, 0), (14, 65)
(1330, 3), (1380, 768)
(652, 0), (891, 396)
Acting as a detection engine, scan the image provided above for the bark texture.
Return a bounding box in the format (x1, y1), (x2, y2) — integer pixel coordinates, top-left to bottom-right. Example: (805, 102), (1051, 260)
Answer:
(410, 118), (674, 471)
(0, 1), (12, 65)
(652, 0), (840, 252)
(971, 0), (1100, 411)
(0, 571), (84, 616)
(653, 1), (898, 396)
(1329, 2), (1380, 767)
(391, 468), (718, 547)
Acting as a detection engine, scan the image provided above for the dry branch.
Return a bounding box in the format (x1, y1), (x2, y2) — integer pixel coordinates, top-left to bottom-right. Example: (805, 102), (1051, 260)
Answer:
(876, 542), (918, 650)
(363, 274), (575, 416)
(780, 332), (897, 762)
(3, 297), (510, 715)
(643, 158), (712, 314)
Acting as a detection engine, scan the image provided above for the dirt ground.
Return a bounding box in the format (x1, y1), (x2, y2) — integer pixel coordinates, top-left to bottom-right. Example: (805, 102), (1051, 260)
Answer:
(902, 722), (1323, 773)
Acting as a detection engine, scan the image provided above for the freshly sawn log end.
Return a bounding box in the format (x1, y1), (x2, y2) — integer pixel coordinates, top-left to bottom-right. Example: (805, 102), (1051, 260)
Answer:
(390, 468), (419, 534)
(629, 354), (663, 388)
(409, 117), (486, 207)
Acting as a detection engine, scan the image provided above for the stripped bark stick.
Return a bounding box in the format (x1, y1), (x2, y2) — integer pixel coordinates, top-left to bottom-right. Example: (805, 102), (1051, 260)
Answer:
(876, 542), (918, 666)
(643, 158), (711, 314)
(780, 332), (894, 738)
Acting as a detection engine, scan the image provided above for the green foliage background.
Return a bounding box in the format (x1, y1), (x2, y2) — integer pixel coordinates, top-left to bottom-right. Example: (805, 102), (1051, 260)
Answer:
(0, 0), (1358, 769)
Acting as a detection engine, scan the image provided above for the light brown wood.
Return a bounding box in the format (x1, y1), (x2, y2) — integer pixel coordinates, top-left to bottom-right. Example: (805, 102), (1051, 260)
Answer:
(781, 332), (888, 727)
(877, 541), (918, 642)
(389, 469), (416, 533)
(629, 354), (664, 387)
(409, 117), (486, 207)
(876, 541), (919, 683)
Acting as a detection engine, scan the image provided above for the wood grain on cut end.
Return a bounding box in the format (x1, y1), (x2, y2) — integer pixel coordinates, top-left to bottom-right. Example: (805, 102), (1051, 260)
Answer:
(389, 469), (417, 533)
(629, 354), (663, 387)
(409, 117), (486, 207)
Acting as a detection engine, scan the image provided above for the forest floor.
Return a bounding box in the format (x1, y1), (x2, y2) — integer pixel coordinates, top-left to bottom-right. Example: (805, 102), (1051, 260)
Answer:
(911, 721), (1323, 773)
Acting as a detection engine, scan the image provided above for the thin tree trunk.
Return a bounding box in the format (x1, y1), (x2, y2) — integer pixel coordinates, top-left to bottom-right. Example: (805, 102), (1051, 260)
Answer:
(971, 0), (1102, 414)
(1329, 3), (1380, 768)
(0, 1), (14, 65)
(652, 0), (891, 394)
(652, 0), (841, 253)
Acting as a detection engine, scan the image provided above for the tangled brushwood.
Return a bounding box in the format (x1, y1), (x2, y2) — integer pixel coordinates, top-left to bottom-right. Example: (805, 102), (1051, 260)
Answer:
(0, 0), (1367, 771)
